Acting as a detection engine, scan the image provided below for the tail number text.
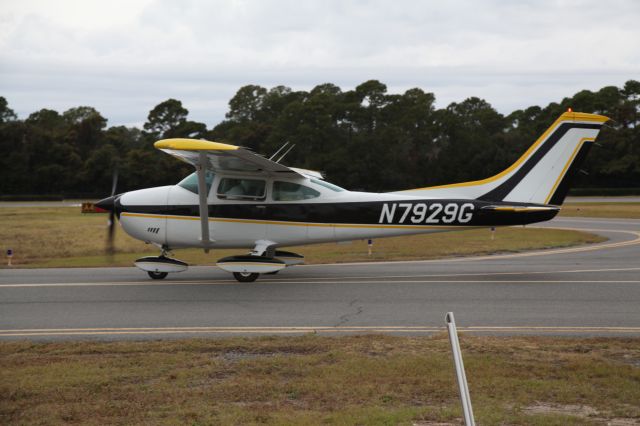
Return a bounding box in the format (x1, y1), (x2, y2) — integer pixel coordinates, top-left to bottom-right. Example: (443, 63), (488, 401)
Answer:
(379, 202), (474, 224)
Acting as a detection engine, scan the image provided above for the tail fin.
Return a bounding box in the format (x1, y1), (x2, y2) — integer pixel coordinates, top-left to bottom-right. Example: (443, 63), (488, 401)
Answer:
(396, 111), (609, 205)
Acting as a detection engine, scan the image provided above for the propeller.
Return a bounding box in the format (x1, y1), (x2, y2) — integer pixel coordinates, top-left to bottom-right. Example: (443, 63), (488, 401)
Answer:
(107, 169), (118, 255)
(96, 169), (119, 256)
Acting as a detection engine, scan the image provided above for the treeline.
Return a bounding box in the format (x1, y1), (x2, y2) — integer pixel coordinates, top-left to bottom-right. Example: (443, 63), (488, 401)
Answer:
(0, 80), (638, 198)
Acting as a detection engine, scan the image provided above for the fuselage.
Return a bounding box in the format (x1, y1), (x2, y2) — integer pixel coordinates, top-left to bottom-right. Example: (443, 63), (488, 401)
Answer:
(114, 172), (558, 250)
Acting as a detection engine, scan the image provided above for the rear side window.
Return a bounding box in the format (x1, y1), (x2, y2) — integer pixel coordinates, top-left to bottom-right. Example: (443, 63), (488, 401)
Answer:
(273, 181), (320, 201)
(217, 178), (266, 200)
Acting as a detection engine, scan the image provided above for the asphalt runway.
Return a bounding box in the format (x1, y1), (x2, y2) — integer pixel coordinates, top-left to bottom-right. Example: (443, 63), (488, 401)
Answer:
(1, 217), (639, 340)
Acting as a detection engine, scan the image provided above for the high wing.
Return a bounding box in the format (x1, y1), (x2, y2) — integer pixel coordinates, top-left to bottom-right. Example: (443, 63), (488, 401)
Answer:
(154, 138), (305, 177)
(154, 138), (312, 252)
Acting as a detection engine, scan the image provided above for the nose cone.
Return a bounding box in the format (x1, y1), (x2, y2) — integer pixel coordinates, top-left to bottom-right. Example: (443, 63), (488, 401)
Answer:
(96, 195), (117, 212)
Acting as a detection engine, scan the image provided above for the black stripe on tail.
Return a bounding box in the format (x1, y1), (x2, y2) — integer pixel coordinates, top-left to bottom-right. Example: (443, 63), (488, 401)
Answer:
(477, 123), (601, 202)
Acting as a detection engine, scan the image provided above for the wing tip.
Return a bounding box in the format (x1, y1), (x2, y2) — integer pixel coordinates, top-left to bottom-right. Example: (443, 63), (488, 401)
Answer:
(154, 138), (239, 151)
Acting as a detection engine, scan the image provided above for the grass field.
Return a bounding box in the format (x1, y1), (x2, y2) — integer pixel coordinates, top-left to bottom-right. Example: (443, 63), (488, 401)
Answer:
(1, 335), (639, 425)
(560, 202), (640, 219)
(0, 207), (605, 268)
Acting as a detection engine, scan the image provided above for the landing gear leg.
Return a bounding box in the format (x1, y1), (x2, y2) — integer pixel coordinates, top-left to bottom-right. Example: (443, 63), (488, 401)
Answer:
(160, 245), (173, 259)
(148, 245), (171, 279)
(233, 272), (260, 282)
(148, 271), (168, 280)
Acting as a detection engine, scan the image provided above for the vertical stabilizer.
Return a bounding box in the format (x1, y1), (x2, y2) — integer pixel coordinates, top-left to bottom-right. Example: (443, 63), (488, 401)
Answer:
(396, 111), (609, 205)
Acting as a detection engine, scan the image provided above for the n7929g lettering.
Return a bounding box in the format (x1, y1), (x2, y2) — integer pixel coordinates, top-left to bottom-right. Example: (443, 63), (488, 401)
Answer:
(379, 202), (475, 225)
(96, 111), (609, 282)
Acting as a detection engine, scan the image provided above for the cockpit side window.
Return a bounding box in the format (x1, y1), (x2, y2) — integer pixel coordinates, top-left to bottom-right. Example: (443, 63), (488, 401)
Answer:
(177, 171), (215, 195)
(217, 178), (266, 200)
(272, 181), (321, 201)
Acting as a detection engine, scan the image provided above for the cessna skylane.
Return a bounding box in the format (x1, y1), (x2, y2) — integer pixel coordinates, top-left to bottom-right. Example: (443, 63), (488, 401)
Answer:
(97, 111), (608, 282)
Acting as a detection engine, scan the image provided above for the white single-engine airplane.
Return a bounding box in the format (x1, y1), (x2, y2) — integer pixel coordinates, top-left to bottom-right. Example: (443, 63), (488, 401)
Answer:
(97, 111), (608, 282)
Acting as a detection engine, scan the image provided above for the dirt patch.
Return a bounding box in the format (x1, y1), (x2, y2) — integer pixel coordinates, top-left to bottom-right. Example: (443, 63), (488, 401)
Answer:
(606, 419), (640, 426)
(413, 422), (459, 426)
(524, 403), (640, 425)
(524, 402), (599, 417)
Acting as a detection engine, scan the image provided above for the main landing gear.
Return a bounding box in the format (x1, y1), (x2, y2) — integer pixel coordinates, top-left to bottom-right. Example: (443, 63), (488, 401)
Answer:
(148, 271), (169, 280)
(218, 249), (305, 282)
(233, 272), (260, 282)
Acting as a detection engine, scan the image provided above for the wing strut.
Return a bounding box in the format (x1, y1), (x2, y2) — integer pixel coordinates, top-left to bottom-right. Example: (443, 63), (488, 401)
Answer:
(196, 153), (212, 253)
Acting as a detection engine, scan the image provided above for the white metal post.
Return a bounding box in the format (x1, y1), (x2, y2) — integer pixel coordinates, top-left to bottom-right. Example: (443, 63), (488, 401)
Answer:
(445, 312), (475, 426)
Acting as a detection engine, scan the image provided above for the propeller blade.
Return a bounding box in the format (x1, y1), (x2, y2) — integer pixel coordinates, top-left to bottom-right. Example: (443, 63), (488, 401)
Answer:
(111, 168), (119, 197)
(103, 167), (119, 256)
(107, 209), (115, 256)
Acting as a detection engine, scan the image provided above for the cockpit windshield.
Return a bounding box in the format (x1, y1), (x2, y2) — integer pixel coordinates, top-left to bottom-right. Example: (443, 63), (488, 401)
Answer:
(311, 178), (345, 192)
(177, 171), (215, 195)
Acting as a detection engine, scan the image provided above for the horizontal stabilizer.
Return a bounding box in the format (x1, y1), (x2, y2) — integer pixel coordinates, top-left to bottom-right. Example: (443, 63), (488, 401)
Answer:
(481, 205), (559, 213)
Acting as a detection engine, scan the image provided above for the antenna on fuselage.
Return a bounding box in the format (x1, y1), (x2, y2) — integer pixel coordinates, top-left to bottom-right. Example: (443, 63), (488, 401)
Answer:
(275, 144), (295, 164)
(269, 141), (290, 161)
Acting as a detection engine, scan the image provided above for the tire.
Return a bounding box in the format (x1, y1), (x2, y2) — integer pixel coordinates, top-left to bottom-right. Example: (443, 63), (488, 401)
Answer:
(148, 271), (168, 280)
(233, 272), (260, 282)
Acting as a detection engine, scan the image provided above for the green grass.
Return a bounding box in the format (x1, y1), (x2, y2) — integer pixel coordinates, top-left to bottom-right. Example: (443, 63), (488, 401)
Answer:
(560, 202), (640, 219)
(0, 206), (606, 268)
(1, 335), (639, 425)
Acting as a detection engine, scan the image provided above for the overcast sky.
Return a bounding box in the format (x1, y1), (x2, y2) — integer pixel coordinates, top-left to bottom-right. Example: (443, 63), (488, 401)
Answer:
(1, 0), (638, 128)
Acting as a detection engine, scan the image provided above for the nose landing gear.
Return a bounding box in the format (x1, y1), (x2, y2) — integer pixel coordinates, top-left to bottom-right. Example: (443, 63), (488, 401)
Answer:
(135, 248), (188, 280)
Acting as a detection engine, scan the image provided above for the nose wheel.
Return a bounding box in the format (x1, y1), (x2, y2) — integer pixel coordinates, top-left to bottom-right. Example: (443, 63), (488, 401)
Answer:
(233, 272), (259, 282)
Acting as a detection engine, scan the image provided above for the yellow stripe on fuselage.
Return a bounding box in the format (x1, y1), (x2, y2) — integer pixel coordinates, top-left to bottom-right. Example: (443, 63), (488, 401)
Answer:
(120, 212), (472, 230)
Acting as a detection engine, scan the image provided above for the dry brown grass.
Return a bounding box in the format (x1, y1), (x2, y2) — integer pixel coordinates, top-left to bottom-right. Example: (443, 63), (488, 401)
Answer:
(1, 335), (639, 425)
(0, 207), (149, 263)
(560, 202), (640, 219)
(0, 207), (605, 268)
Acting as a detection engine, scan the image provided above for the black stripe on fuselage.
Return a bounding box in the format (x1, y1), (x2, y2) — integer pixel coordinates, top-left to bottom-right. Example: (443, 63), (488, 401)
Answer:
(120, 199), (558, 227)
(478, 123), (601, 202)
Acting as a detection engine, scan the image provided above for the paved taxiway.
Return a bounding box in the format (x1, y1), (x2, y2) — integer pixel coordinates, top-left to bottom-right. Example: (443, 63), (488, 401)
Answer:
(1, 217), (639, 340)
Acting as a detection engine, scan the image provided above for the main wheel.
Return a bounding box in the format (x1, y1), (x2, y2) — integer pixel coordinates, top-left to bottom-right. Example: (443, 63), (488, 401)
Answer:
(233, 272), (259, 282)
(148, 271), (168, 280)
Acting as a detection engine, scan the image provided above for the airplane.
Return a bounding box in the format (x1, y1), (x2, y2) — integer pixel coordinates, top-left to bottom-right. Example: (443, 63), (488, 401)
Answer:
(96, 110), (609, 282)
